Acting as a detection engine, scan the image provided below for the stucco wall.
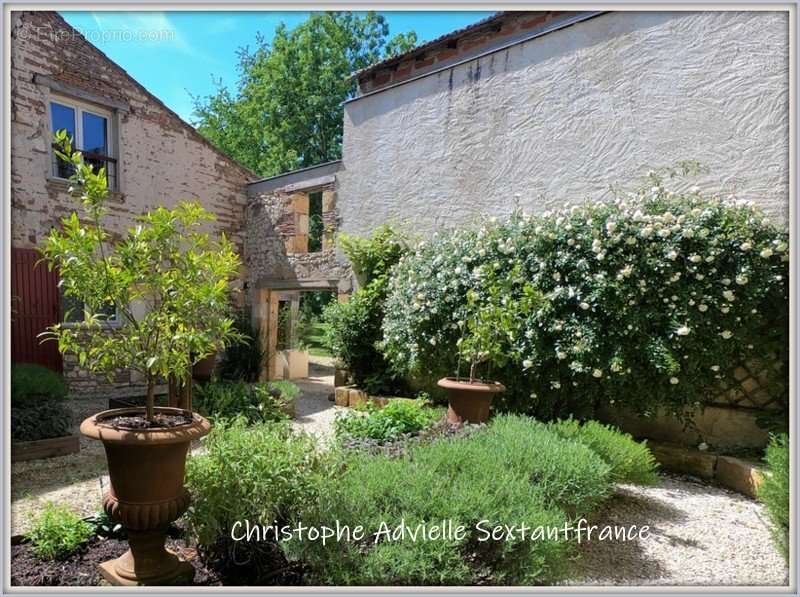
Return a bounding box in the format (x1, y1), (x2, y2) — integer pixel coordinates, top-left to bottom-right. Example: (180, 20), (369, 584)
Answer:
(339, 11), (789, 237)
(10, 11), (253, 395)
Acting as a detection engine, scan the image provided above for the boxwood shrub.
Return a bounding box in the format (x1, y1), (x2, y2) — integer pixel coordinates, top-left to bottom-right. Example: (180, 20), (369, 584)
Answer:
(382, 168), (789, 419)
(11, 363), (67, 404)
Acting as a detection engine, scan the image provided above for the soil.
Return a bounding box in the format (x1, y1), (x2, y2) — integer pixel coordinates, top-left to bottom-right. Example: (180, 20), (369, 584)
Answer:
(10, 536), (218, 586)
(100, 412), (194, 430)
(11, 520), (305, 587)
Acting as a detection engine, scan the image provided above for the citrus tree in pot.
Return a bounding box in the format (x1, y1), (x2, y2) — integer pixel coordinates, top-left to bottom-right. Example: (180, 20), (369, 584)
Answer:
(438, 264), (545, 424)
(39, 131), (241, 585)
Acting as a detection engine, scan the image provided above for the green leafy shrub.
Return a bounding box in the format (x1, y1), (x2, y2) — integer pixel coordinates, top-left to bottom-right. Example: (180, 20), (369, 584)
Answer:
(194, 380), (298, 424)
(25, 503), (94, 560)
(383, 166), (789, 419)
(291, 415), (615, 585)
(334, 399), (440, 443)
(11, 364), (67, 404)
(323, 225), (408, 394)
(758, 433), (789, 561)
(11, 400), (72, 442)
(218, 310), (264, 382)
(549, 419), (659, 485)
(185, 419), (329, 583)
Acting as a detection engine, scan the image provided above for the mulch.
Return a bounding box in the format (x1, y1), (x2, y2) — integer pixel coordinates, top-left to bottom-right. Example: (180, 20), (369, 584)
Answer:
(10, 537), (219, 586)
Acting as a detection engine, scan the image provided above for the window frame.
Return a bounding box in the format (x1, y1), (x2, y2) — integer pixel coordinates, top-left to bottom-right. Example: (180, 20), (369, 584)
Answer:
(48, 96), (117, 190)
(60, 293), (123, 329)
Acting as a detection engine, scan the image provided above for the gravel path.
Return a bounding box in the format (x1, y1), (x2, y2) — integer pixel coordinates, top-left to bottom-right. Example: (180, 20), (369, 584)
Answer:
(566, 474), (788, 586)
(290, 359), (343, 442)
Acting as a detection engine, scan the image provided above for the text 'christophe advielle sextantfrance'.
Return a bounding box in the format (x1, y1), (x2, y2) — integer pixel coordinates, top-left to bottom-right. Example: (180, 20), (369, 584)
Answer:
(230, 519), (651, 547)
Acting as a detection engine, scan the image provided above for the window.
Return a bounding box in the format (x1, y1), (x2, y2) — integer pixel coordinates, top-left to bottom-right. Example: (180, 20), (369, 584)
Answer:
(50, 99), (117, 190)
(61, 291), (119, 326)
(308, 191), (324, 253)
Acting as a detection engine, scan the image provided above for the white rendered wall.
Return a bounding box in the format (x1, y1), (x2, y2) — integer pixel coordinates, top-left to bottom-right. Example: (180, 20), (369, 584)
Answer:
(339, 11), (789, 236)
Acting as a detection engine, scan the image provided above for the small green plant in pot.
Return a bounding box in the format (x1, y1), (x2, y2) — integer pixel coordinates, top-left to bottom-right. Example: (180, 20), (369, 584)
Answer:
(39, 131), (241, 586)
(438, 266), (545, 424)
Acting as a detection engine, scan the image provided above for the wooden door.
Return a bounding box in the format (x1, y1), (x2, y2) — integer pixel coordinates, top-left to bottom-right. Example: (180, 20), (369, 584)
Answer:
(11, 248), (62, 372)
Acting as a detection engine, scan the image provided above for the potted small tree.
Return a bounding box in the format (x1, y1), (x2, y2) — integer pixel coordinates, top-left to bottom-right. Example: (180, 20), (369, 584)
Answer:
(39, 131), (241, 585)
(438, 287), (507, 424)
(438, 270), (545, 424)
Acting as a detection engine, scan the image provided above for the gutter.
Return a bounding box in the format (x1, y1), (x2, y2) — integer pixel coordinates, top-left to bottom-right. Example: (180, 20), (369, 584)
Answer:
(343, 11), (606, 106)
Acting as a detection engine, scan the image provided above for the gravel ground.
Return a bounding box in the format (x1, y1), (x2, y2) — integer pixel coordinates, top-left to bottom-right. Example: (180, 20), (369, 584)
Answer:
(565, 474), (788, 586)
(290, 358), (343, 443)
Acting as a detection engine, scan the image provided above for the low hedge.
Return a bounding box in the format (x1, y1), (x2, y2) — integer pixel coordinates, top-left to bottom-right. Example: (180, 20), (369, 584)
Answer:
(11, 364), (67, 404)
(11, 401), (72, 442)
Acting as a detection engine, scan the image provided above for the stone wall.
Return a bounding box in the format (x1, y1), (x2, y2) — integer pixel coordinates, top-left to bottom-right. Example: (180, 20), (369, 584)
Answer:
(339, 11), (789, 238)
(10, 11), (253, 396)
(246, 182), (352, 301)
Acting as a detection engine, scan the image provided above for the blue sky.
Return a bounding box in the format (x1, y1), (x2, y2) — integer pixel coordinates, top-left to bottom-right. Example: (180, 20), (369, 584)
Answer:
(59, 11), (493, 125)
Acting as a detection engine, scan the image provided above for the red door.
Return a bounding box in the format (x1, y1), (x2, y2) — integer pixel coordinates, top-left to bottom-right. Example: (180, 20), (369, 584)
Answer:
(11, 248), (62, 372)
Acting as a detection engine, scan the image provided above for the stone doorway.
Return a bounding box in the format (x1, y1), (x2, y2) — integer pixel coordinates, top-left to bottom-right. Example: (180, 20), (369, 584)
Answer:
(252, 283), (341, 381)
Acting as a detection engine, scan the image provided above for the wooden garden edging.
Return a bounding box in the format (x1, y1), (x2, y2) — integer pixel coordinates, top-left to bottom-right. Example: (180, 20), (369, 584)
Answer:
(11, 435), (80, 462)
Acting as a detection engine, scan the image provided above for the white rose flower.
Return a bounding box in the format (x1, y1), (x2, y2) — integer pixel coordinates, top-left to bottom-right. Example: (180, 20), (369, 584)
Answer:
(721, 330), (733, 339)
(550, 381), (561, 389)
(698, 304), (708, 312)
(711, 365), (720, 372)
(592, 369), (603, 378)
(684, 229), (695, 239)
(721, 306), (730, 314)
(676, 325), (691, 336)
(579, 302), (590, 311)
(556, 350), (567, 360)
(522, 359), (533, 369)
(721, 278), (731, 286)
(567, 238), (575, 246)
(689, 254), (702, 263)
(740, 242), (752, 251)
(723, 290), (736, 301)
(735, 275), (748, 285)
(666, 250), (678, 260)
(760, 248), (773, 258)
(670, 377), (680, 385)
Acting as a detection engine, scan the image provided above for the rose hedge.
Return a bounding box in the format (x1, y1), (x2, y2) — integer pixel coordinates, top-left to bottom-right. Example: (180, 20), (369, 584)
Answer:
(382, 177), (789, 419)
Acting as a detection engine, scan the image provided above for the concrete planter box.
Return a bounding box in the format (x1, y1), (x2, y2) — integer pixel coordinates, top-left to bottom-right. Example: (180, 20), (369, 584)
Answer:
(12, 434), (80, 462)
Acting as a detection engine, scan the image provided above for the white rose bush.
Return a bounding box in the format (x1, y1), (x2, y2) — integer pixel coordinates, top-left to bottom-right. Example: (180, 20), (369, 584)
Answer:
(382, 168), (789, 419)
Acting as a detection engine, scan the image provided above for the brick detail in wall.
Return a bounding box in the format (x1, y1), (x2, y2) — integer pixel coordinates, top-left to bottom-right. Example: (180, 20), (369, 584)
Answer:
(10, 11), (254, 395)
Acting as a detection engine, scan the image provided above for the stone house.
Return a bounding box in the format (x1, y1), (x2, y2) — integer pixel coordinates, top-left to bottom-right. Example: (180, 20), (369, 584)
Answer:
(9, 11), (255, 396)
(247, 10), (789, 449)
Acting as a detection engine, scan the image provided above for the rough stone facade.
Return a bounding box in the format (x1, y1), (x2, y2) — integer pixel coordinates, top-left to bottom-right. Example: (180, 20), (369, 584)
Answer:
(10, 11), (254, 396)
(245, 179), (351, 299)
(339, 11), (789, 238)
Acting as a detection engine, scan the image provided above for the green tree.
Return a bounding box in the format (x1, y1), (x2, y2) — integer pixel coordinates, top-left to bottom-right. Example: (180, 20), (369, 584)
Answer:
(40, 131), (242, 421)
(192, 12), (417, 176)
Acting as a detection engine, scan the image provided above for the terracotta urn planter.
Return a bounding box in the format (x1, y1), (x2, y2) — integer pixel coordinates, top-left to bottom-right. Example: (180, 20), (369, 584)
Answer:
(437, 377), (506, 424)
(80, 407), (211, 586)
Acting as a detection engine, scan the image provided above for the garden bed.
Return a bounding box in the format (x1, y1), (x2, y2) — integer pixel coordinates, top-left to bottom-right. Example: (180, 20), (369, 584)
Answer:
(12, 435), (81, 463)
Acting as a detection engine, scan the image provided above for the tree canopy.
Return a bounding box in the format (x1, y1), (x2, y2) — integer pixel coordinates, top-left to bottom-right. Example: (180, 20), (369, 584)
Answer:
(192, 12), (417, 177)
